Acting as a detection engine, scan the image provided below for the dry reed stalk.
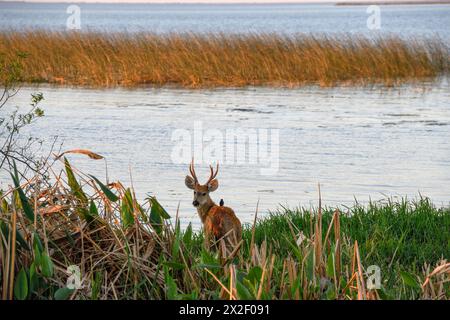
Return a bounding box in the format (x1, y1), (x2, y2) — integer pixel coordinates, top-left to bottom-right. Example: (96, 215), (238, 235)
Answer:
(205, 268), (235, 300)
(250, 200), (259, 260)
(1, 31), (447, 88)
(421, 260), (450, 300)
(314, 184), (324, 277)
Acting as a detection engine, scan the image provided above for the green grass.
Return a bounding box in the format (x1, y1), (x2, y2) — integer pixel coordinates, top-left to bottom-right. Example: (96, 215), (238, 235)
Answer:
(244, 199), (450, 292)
(0, 157), (449, 300)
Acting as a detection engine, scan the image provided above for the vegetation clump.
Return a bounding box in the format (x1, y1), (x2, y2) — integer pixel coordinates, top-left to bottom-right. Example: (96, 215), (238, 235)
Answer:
(0, 155), (448, 300)
(0, 32), (448, 88)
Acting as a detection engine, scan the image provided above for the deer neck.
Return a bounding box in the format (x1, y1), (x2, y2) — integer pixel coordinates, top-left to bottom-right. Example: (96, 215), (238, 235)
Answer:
(197, 197), (216, 223)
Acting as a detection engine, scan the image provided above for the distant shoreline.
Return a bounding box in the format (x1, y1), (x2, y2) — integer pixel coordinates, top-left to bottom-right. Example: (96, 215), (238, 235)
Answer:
(336, 1), (450, 5)
(2, 1), (450, 5)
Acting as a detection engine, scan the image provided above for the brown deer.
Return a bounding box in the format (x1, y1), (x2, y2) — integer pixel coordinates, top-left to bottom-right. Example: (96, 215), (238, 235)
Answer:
(185, 160), (242, 257)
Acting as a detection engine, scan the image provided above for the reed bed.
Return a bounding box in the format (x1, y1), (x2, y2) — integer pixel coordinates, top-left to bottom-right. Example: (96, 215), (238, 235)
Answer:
(0, 152), (449, 300)
(0, 31), (449, 88)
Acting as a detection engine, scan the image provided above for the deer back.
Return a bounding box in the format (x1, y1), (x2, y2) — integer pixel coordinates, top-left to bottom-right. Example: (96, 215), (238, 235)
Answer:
(204, 205), (242, 242)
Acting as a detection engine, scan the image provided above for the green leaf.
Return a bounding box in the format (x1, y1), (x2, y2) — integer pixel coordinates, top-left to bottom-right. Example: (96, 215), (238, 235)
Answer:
(41, 254), (54, 278)
(0, 221), (29, 250)
(326, 253), (335, 279)
(164, 267), (178, 300)
(163, 261), (185, 271)
(246, 266), (263, 286)
(150, 197), (170, 219)
(325, 286), (336, 300)
(33, 233), (43, 265)
(64, 158), (88, 203)
(14, 268), (28, 300)
(183, 223), (193, 245)
(400, 271), (420, 289)
(64, 158), (92, 222)
(149, 197), (170, 233)
(91, 271), (103, 300)
(29, 262), (39, 294)
(89, 200), (99, 217)
(54, 287), (74, 300)
(33, 233), (43, 252)
(305, 250), (314, 281)
(236, 280), (253, 300)
(172, 235), (180, 259)
(10, 162), (34, 221)
(120, 188), (135, 228)
(198, 248), (220, 270)
(90, 175), (119, 202)
(54, 287), (75, 300)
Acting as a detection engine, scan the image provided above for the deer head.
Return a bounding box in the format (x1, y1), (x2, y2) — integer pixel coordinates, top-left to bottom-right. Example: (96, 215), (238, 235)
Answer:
(185, 159), (219, 208)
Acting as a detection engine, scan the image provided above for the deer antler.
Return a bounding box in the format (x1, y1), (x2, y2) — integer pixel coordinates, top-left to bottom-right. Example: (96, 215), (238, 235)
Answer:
(206, 163), (219, 185)
(189, 158), (199, 185)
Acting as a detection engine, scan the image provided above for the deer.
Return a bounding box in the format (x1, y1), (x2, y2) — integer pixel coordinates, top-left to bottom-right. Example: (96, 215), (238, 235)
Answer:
(185, 159), (242, 258)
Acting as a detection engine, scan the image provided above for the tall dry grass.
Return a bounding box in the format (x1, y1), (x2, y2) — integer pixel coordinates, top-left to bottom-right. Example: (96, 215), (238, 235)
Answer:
(0, 31), (448, 87)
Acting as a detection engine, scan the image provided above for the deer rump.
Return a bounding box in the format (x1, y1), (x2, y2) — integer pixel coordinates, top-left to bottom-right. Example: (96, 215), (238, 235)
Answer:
(204, 205), (242, 249)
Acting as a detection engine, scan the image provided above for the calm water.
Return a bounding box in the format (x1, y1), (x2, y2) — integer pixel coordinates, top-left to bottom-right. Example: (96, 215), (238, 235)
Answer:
(0, 2), (450, 40)
(4, 82), (450, 228)
(1, 3), (450, 228)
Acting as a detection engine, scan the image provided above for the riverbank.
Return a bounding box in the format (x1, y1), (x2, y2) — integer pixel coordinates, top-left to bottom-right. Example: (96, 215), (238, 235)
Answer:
(1, 158), (448, 300)
(1, 32), (448, 88)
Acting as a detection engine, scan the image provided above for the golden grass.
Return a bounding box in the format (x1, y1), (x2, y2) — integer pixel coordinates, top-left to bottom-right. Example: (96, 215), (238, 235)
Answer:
(0, 31), (448, 88)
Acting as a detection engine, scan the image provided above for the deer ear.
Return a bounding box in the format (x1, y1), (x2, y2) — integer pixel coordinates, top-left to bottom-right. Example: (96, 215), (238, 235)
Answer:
(208, 179), (218, 192)
(185, 176), (195, 189)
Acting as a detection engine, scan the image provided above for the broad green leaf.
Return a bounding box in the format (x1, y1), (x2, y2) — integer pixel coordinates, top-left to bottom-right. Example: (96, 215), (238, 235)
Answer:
(246, 266), (263, 286)
(150, 197), (170, 219)
(14, 268), (28, 300)
(326, 286), (336, 300)
(64, 158), (93, 222)
(64, 158), (88, 203)
(400, 271), (420, 289)
(41, 254), (54, 278)
(33, 233), (43, 265)
(305, 250), (314, 281)
(326, 253), (335, 279)
(183, 223), (193, 245)
(89, 200), (99, 217)
(236, 280), (253, 300)
(29, 262), (39, 293)
(33, 233), (43, 252)
(10, 162), (34, 221)
(54, 287), (74, 300)
(172, 235), (180, 258)
(90, 175), (119, 202)
(149, 197), (170, 233)
(120, 188), (135, 228)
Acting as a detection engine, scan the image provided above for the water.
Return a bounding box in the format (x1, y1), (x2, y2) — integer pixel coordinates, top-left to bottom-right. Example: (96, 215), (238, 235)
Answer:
(1, 2), (450, 41)
(4, 82), (450, 228)
(1, 2), (450, 228)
